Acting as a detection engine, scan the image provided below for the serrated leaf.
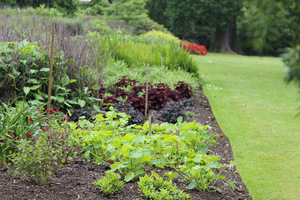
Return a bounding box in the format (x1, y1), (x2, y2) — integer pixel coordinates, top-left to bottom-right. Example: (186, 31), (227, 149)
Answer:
(124, 171), (135, 182)
(187, 181), (196, 189)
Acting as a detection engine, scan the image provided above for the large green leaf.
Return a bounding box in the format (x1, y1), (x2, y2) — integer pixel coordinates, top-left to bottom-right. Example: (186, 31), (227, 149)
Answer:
(23, 87), (30, 95)
(78, 99), (86, 108)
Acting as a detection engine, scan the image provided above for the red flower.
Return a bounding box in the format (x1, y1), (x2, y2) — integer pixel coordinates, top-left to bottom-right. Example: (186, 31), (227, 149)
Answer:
(37, 107), (39, 110)
(108, 160), (112, 163)
(34, 138), (37, 141)
(56, 109), (59, 112)
(78, 148), (81, 151)
(46, 109), (49, 113)
(9, 131), (14, 134)
(46, 127), (49, 131)
(20, 137), (22, 140)
(47, 136), (50, 139)
(61, 136), (64, 139)
(12, 136), (15, 139)
(0, 140), (3, 143)
(41, 127), (45, 131)
(26, 133), (32, 138)
(29, 117), (33, 121)
(67, 160), (71, 163)
(50, 108), (54, 112)
(0, 161), (3, 165)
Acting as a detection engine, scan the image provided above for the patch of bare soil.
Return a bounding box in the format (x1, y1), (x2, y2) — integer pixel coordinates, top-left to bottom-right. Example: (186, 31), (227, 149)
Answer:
(0, 85), (250, 200)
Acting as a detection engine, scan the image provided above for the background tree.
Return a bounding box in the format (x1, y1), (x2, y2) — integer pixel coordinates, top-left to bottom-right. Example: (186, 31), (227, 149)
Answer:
(147, 0), (243, 53)
(105, 0), (148, 25)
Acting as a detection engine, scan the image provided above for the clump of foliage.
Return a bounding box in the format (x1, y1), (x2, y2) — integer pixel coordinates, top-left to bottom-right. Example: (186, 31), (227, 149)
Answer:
(0, 102), (43, 163)
(6, 108), (82, 184)
(181, 40), (207, 55)
(143, 30), (180, 43)
(157, 101), (189, 124)
(0, 41), (76, 107)
(138, 173), (190, 200)
(98, 76), (193, 115)
(110, 102), (145, 125)
(114, 37), (199, 76)
(70, 109), (233, 192)
(93, 171), (124, 195)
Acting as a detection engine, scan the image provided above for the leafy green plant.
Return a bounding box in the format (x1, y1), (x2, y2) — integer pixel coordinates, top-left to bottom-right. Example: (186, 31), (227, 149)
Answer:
(0, 102), (43, 164)
(93, 171), (124, 195)
(185, 111), (195, 118)
(6, 109), (82, 184)
(138, 173), (190, 200)
(69, 108), (232, 192)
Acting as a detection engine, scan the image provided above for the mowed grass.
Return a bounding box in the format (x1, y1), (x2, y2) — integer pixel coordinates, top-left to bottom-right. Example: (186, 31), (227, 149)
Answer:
(194, 53), (300, 200)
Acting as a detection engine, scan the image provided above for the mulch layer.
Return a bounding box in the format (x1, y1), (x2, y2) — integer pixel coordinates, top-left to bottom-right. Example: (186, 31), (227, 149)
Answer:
(0, 85), (250, 200)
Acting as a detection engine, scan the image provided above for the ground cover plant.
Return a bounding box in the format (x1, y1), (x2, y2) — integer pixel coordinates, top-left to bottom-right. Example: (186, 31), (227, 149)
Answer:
(195, 53), (300, 199)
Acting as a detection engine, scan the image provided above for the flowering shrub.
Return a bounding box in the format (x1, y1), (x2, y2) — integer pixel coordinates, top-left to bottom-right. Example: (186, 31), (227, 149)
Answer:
(181, 40), (207, 55)
(6, 108), (82, 184)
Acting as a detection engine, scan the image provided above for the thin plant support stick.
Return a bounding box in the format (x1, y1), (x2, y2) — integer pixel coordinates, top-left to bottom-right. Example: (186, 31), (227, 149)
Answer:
(47, 22), (55, 110)
(176, 130), (179, 154)
(149, 116), (152, 136)
(171, 82), (173, 90)
(145, 64), (149, 116)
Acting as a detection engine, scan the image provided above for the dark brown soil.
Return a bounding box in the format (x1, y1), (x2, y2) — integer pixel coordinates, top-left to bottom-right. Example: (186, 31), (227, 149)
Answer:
(0, 85), (250, 200)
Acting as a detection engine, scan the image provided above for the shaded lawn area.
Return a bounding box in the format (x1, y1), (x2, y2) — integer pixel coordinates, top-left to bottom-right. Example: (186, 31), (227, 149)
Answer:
(194, 53), (300, 200)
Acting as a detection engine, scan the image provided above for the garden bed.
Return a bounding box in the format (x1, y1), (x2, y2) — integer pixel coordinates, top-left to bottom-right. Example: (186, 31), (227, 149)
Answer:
(0, 85), (250, 200)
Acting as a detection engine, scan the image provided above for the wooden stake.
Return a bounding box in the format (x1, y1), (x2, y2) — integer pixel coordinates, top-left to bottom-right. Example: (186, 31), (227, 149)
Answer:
(171, 82), (173, 90)
(47, 22), (55, 110)
(148, 116), (152, 136)
(145, 64), (149, 116)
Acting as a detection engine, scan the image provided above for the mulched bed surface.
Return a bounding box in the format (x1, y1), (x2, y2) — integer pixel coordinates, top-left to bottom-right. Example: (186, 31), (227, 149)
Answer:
(0, 85), (250, 200)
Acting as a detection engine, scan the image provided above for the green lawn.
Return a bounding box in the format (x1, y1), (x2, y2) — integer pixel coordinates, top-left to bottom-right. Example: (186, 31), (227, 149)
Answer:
(194, 53), (300, 200)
